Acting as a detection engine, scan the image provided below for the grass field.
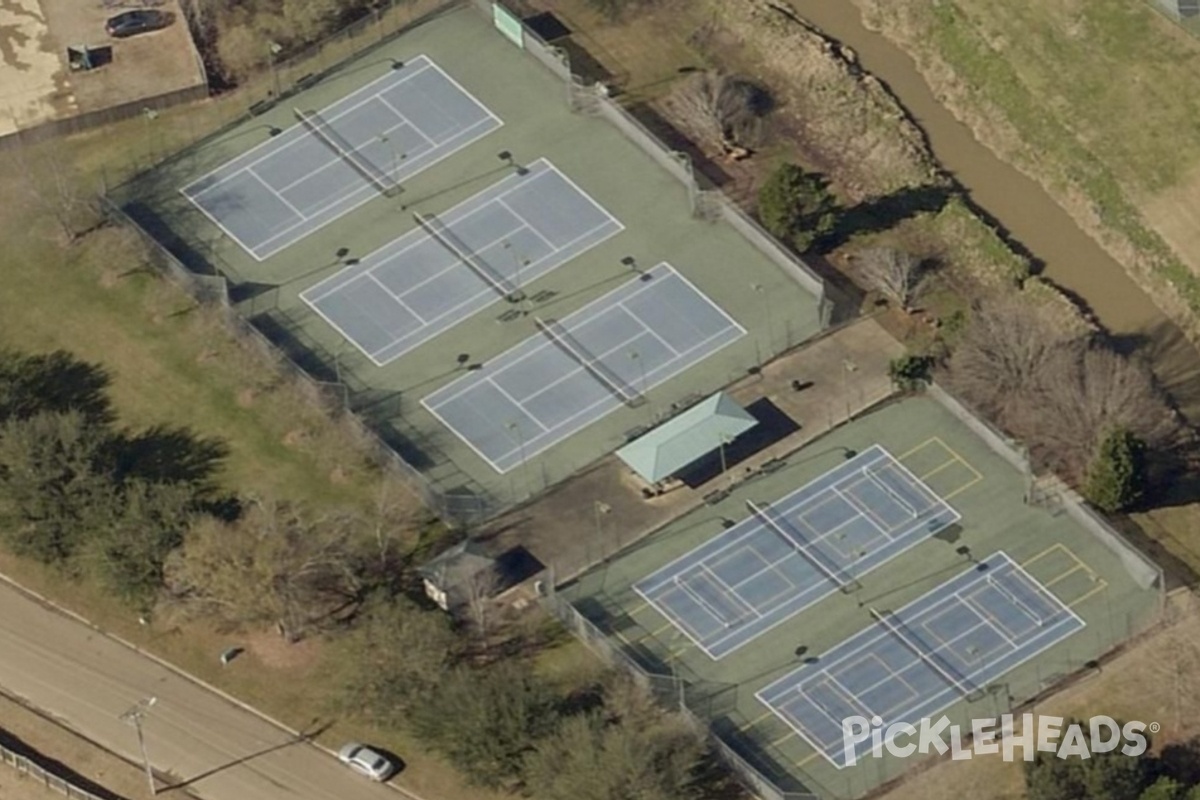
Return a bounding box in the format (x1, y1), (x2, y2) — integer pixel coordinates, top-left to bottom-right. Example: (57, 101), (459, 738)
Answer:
(560, 394), (1162, 799)
(854, 0), (1200, 325)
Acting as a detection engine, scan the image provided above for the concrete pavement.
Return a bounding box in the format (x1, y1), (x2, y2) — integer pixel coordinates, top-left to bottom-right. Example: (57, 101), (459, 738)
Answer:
(0, 576), (403, 800)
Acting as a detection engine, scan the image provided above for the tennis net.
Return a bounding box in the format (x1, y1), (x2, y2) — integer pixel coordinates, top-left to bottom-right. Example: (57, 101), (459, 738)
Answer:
(869, 607), (973, 698)
(746, 499), (848, 589)
(294, 108), (400, 198)
(987, 574), (1045, 627)
(413, 211), (516, 300)
(533, 316), (644, 407)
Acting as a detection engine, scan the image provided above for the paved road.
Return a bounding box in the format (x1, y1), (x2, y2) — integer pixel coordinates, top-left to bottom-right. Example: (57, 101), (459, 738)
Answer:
(0, 576), (401, 800)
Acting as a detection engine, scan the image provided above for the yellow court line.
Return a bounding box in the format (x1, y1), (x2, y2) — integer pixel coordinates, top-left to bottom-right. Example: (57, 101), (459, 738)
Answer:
(1042, 565), (1085, 590)
(941, 474), (984, 501)
(797, 751), (822, 768)
(1022, 543), (1067, 570)
(745, 710), (774, 728)
(651, 621), (677, 638)
(627, 601), (648, 616)
(898, 436), (942, 461)
(1070, 580), (1110, 608)
(771, 730), (796, 747)
(918, 458), (961, 483)
(933, 436), (984, 483)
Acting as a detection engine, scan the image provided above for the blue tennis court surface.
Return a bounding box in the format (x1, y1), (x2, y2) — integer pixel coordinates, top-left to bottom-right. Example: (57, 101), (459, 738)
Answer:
(633, 445), (960, 659)
(757, 551), (1085, 768)
(300, 159), (622, 365)
(422, 263), (744, 473)
(181, 55), (501, 260)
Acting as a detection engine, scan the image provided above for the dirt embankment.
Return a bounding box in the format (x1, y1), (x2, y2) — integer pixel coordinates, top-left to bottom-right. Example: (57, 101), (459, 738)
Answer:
(686, 0), (1091, 329)
(694, 0), (940, 203)
(850, 0), (1200, 347)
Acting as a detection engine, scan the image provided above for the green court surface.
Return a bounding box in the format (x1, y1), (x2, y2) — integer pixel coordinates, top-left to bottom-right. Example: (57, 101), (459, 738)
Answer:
(110, 4), (823, 518)
(558, 395), (1162, 799)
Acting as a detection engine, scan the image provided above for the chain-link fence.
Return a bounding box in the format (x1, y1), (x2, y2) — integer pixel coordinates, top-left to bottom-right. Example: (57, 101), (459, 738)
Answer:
(470, 0), (830, 331)
(0, 742), (109, 800)
(925, 382), (1165, 594)
(1146, 0), (1200, 36)
(541, 588), (820, 800)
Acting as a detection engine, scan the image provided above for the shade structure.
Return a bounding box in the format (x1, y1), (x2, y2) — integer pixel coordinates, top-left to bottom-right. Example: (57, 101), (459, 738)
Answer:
(616, 392), (757, 484)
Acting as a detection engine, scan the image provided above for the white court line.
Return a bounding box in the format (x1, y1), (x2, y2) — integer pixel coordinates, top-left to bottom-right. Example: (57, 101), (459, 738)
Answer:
(250, 115), (497, 255)
(269, 117), (411, 196)
(187, 61), (436, 198)
(956, 586), (1019, 648)
(495, 198), (556, 252)
(376, 94), (438, 149)
(357, 213), (625, 368)
(800, 504), (885, 558)
(827, 673), (874, 718)
(183, 59), (503, 260)
(699, 563), (762, 620)
(631, 582), (722, 661)
(300, 160), (556, 303)
(617, 300), (681, 357)
(831, 484), (890, 538)
(758, 554), (1086, 768)
(1007, 556), (1087, 629)
(483, 323), (740, 469)
(635, 446), (891, 595)
(366, 273), (427, 325)
(422, 263), (744, 470)
(487, 377), (550, 433)
(302, 276), (407, 367)
(245, 167), (307, 220)
(424, 263), (693, 409)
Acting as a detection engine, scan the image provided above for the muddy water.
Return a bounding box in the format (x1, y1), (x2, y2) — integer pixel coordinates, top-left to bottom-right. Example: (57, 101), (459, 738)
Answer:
(787, 0), (1200, 418)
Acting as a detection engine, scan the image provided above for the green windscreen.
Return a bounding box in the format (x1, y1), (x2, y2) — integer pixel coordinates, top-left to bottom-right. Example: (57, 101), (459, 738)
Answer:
(492, 3), (524, 49)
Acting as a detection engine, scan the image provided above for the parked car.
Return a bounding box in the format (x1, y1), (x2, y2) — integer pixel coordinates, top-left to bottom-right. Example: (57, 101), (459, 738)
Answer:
(337, 743), (396, 782)
(105, 10), (171, 38)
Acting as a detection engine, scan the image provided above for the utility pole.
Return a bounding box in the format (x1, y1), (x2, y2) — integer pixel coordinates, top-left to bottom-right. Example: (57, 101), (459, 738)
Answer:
(120, 696), (158, 796)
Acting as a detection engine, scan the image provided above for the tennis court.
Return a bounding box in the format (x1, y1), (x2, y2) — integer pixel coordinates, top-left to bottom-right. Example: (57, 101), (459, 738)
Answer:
(181, 55), (501, 260)
(757, 551), (1085, 768)
(299, 158), (622, 365)
(633, 445), (960, 659)
(422, 263), (744, 473)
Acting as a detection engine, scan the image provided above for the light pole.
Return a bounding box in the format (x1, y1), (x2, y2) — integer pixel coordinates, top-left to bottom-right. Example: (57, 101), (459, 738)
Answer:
(502, 239), (531, 309)
(141, 108), (159, 163)
(843, 359), (857, 421)
(506, 421), (529, 494)
(378, 134), (407, 206)
(267, 40), (283, 96)
(594, 500), (613, 554)
(719, 433), (732, 487)
(120, 696), (158, 796)
(752, 283), (776, 359)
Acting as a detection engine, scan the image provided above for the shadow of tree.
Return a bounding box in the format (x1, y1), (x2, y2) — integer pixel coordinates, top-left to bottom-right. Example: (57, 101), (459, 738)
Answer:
(111, 425), (228, 489)
(822, 184), (956, 250)
(0, 349), (113, 423)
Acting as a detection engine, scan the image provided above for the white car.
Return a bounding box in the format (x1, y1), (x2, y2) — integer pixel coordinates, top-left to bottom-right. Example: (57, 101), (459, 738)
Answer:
(337, 742), (396, 782)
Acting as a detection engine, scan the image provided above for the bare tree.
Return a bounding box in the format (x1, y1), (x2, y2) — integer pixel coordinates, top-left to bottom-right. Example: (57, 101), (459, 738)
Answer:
(7, 146), (97, 244)
(163, 498), (364, 640)
(943, 296), (1074, 427)
(1017, 339), (1182, 482)
(665, 71), (769, 155)
(856, 247), (925, 310)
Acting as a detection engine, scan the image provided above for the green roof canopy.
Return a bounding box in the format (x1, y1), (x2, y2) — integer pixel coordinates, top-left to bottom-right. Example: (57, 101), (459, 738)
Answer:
(616, 392), (757, 484)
